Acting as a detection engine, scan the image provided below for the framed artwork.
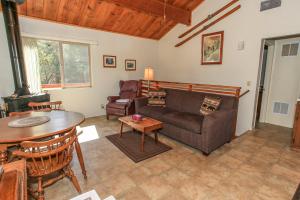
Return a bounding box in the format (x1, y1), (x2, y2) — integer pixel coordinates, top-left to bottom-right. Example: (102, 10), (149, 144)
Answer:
(125, 59), (136, 71)
(103, 55), (116, 68)
(201, 31), (224, 65)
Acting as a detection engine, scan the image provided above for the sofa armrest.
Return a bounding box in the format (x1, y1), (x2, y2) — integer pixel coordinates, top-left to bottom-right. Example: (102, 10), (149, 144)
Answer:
(201, 109), (236, 154)
(134, 96), (148, 113)
(107, 96), (120, 103)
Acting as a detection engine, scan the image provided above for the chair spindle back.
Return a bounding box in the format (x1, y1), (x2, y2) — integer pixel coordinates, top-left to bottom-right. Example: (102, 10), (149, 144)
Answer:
(28, 101), (63, 111)
(9, 111), (32, 117)
(13, 128), (76, 177)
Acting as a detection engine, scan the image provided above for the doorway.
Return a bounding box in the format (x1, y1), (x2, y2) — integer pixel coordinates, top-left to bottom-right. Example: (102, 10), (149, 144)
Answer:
(256, 44), (269, 123)
(254, 34), (300, 129)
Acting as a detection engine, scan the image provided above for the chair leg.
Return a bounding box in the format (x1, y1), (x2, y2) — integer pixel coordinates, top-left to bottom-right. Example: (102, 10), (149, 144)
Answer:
(66, 166), (82, 193)
(75, 138), (87, 179)
(106, 114), (109, 120)
(37, 177), (44, 200)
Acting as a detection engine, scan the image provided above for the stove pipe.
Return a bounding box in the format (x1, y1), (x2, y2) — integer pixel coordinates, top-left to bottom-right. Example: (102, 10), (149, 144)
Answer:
(1, 0), (30, 96)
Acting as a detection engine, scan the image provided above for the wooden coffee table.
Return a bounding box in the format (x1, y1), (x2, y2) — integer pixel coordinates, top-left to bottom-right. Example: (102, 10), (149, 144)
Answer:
(118, 116), (163, 152)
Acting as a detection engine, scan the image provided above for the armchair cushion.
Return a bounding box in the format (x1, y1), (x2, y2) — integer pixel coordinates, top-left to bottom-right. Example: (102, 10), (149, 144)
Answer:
(120, 80), (139, 92)
(116, 99), (130, 103)
(120, 91), (137, 99)
(107, 96), (120, 103)
(161, 112), (204, 133)
(119, 80), (141, 99)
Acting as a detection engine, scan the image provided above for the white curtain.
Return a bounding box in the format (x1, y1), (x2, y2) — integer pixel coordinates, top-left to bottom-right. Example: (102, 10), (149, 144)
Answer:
(23, 37), (41, 94)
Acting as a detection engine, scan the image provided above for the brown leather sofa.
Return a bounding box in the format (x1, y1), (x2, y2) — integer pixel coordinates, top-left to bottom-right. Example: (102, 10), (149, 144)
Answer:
(135, 88), (238, 155)
(106, 80), (141, 119)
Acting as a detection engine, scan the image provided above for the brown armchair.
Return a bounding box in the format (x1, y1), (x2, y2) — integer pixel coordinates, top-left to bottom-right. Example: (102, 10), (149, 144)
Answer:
(106, 80), (141, 119)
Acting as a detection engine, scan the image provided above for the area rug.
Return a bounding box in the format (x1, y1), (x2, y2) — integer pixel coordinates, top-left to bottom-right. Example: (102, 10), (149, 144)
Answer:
(106, 131), (172, 163)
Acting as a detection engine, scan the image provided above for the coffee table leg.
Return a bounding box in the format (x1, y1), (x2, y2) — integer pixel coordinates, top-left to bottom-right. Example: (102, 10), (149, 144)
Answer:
(119, 122), (124, 137)
(141, 132), (145, 152)
(75, 138), (87, 179)
(155, 131), (158, 144)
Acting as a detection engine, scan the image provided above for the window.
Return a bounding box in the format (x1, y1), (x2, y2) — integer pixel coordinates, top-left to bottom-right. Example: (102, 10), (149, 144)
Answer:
(23, 37), (91, 89)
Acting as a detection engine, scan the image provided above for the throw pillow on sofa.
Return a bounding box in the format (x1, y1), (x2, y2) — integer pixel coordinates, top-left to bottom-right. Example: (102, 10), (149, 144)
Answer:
(148, 90), (166, 106)
(200, 96), (222, 115)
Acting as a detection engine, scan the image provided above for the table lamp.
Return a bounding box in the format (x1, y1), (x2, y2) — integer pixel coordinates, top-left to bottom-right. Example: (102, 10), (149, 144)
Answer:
(144, 67), (154, 92)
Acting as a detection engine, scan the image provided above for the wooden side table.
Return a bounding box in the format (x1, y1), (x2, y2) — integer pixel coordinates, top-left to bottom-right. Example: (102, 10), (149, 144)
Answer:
(119, 116), (163, 152)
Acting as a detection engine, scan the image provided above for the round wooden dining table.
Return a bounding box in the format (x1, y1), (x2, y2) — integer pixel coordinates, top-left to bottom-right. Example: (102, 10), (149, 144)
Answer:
(0, 110), (87, 178)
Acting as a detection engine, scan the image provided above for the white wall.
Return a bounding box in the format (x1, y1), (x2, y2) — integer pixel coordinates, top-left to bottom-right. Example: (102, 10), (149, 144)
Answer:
(264, 38), (300, 128)
(157, 0), (300, 135)
(0, 16), (15, 101)
(0, 16), (158, 117)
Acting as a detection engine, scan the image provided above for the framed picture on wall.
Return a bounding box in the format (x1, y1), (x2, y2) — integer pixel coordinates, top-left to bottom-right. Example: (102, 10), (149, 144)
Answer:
(103, 55), (116, 68)
(125, 59), (136, 71)
(201, 31), (224, 65)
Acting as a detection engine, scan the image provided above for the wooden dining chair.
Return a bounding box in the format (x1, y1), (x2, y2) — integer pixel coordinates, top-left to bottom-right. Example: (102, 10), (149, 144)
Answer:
(9, 111), (32, 117)
(13, 127), (81, 200)
(28, 101), (63, 111)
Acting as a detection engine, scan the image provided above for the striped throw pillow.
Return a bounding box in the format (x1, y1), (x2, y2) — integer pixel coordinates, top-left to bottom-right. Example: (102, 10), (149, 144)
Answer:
(148, 90), (166, 106)
(200, 96), (222, 115)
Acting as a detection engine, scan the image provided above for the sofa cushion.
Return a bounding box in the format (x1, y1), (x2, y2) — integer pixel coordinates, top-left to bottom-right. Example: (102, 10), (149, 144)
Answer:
(161, 112), (204, 134)
(181, 90), (205, 115)
(165, 89), (184, 112)
(165, 89), (237, 113)
(138, 106), (171, 121)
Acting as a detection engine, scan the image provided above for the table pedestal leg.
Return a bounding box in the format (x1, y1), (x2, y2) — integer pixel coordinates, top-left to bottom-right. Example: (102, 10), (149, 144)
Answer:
(0, 146), (8, 165)
(75, 138), (87, 179)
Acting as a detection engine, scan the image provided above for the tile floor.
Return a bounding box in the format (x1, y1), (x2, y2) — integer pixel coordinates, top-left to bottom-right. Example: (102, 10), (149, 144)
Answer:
(45, 117), (300, 200)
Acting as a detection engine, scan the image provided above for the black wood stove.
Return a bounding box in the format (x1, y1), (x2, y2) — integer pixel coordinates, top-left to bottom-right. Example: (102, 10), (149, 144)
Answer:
(1, 0), (49, 115)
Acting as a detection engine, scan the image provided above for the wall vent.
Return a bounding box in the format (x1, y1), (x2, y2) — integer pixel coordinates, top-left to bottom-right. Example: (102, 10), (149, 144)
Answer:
(282, 43), (299, 56)
(273, 102), (289, 115)
(260, 0), (281, 11)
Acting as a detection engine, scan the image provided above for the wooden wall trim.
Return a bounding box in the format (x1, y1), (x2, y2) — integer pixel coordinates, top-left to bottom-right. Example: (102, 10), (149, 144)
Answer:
(141, 80), (241, 97)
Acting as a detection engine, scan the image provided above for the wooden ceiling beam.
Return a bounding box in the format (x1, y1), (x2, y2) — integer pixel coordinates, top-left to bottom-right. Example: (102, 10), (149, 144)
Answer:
(99, 0), (191, 25)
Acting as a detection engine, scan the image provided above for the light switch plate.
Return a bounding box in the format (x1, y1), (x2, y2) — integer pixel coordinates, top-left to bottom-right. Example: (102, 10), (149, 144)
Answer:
(238, 41), (245, 51)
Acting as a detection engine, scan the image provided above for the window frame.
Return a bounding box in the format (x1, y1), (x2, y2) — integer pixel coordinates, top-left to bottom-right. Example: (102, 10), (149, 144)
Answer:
(23, 36), (92, 90)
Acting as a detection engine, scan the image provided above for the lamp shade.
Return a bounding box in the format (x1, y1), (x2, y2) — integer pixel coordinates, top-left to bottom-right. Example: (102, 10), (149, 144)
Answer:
(144, 67), (154, 80)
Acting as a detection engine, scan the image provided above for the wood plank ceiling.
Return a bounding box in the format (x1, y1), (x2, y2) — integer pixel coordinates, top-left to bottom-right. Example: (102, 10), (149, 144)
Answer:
(14, 0), (204, 40)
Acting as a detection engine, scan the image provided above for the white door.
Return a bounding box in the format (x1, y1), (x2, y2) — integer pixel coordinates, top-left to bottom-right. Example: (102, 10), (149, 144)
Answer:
(265, 37), (300, 128)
